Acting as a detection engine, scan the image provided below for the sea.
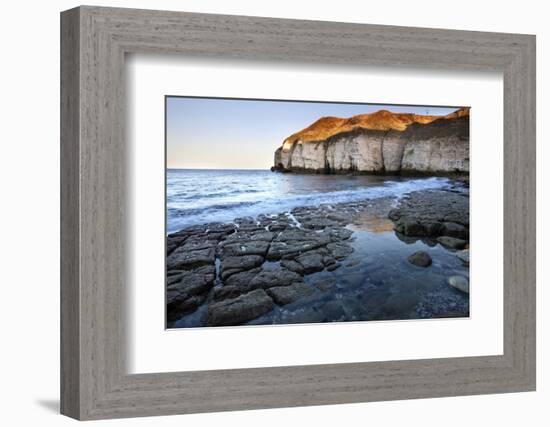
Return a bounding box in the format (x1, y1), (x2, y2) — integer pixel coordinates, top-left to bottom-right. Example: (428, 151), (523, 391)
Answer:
(166, 169), (452, 234)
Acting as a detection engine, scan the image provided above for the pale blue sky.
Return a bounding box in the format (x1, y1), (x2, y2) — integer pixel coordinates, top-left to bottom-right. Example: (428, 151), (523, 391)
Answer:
(166, 97), (461, 170)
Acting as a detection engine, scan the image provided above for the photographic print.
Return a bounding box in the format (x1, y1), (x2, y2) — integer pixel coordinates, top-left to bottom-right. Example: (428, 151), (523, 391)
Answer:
(165, 97), (470, 328)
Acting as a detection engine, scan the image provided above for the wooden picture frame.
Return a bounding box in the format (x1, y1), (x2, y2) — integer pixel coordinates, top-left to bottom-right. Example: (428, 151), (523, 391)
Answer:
(60, 5), (536, 420)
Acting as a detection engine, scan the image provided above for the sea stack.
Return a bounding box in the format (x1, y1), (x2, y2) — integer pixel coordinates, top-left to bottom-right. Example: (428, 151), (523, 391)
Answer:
(272, 107), (470, 174)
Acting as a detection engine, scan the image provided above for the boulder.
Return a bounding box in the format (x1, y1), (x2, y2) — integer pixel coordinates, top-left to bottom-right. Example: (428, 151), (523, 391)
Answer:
(407, 251), (432, 267)
(447, 275), (469, 294)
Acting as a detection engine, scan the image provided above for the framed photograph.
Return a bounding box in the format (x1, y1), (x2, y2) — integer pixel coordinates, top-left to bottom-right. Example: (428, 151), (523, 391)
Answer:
(61, 6), (536, 420)
(165, 97), (471, 329)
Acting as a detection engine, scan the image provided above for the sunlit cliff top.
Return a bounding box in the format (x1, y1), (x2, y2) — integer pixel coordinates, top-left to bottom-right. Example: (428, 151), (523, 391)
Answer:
(283, 107), (470, 145)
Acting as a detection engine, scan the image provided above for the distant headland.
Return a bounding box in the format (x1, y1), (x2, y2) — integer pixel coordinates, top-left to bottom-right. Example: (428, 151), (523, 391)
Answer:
(272, 107), (470, 174)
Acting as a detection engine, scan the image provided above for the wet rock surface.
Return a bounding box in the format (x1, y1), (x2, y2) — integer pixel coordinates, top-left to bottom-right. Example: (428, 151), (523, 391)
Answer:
(388, 186), (469, 241)
(407, 251), (432, 267)
(456, 249), (470, 266)
(447, 275), (470, 294)
(267, 282), (314, 305)
(220, 255), (264, 280)
(437, 236), (467, 250)
(206, 289), (274, 326)
(167, 183), (470, 327)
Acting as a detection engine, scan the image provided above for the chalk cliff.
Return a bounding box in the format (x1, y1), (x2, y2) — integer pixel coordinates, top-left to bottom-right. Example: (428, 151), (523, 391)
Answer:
(272, 107), (470, 174)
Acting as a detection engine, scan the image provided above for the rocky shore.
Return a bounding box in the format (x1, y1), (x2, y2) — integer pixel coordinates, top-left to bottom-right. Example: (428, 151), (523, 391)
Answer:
(167, 180), (470, 327)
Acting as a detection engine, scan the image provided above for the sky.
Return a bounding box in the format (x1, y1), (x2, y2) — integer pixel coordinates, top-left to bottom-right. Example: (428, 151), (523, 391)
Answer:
(166, 97), (462, 170)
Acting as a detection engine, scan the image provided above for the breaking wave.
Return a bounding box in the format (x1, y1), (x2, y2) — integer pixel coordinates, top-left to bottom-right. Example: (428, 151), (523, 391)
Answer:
(166, 169), (451, 233)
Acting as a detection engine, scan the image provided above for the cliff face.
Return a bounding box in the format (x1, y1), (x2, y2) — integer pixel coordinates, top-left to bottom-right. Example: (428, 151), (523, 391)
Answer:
(273, 108), (469, 174)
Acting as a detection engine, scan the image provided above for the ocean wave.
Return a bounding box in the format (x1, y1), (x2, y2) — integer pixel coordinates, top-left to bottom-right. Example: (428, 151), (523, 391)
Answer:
(168, 200), (258, 217)
(166, 175), (451, 233)
(169, 187), (262, 201)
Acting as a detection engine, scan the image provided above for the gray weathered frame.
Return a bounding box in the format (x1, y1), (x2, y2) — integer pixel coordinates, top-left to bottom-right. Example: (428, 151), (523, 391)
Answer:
(60, 5), (536, 420)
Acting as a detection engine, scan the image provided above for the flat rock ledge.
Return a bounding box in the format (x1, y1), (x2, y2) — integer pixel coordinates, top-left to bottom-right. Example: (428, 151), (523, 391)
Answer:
(167, 184), (470, 327)
(166, 204), (360, 326)
(206, 289), (274, 326)
(388, 187), (469, 250)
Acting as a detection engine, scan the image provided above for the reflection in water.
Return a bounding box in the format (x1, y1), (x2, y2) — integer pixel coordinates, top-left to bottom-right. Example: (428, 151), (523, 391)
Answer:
(350, 211), (396, 233)
(170, 198), (469, 328)
(252, 209), (469, 325)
